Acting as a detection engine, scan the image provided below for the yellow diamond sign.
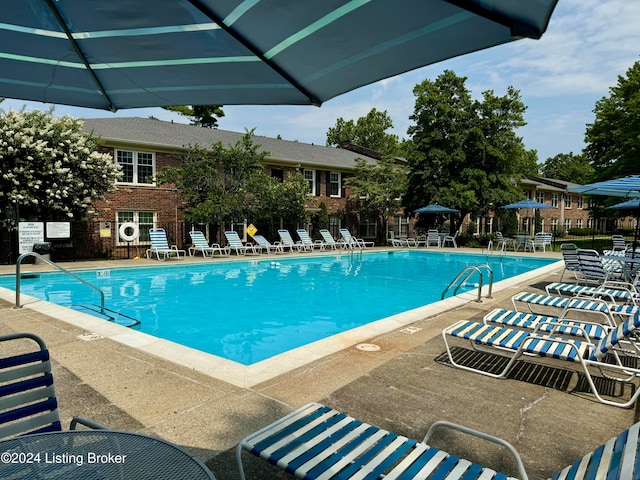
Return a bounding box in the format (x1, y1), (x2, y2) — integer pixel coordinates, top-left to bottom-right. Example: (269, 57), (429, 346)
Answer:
(246, 224), (257, 237)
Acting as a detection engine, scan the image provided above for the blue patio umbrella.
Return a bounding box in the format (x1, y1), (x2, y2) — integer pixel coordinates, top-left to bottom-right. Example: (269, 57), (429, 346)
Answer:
(570, 176), (640, 252)
(415, 204), (459, 232)
(414, 204), (459, 214)
(568, 176), (640, 198)
(500, 199), (555, 234)
(0, 1), (558, 111)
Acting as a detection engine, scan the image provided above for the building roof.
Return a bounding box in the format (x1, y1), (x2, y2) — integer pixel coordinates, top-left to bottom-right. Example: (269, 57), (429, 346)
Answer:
(521, 175), (581, 193)
(81, 117), (378, 170)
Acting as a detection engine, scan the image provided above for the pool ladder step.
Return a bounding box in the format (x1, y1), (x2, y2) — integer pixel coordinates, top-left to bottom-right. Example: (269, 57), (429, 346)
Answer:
(71, 304), (141, 328)
(442, 264), (493, 302)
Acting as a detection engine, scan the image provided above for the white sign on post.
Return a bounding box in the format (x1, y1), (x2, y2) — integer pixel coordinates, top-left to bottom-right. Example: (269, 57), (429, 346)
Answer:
(18, 222), (45, 254)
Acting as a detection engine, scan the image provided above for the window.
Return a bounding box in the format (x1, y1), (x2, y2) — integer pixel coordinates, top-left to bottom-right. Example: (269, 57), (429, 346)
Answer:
(303, 169), (316, 195)
(551, 194), (558, 207)
(536, 192), (544, 203)
(271, 169), (284, 182)
(564, 195), (572, 208)
(329, 172), (341, 197)
(359, 218), (376, 239)
(564, 219), (571, 231)
(116, 150), (155, 184)
(576, 219), (583, 229)
(577, 196), (584, 209)
(550, 218), (558, 229)
(393, 216), (409, 238)
(116, 211), (155, 245)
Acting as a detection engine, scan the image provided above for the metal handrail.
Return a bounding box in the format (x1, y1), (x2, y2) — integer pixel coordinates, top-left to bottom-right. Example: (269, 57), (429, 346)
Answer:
(442, 264), (494, 302)
(15, 252), (105, 314)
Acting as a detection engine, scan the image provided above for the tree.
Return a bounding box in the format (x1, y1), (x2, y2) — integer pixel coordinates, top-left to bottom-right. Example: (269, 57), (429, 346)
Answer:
(540, 152), (594, 184)
(344, 156), (407, 244)
(249, 170), (311, 238)
(162, 105), (225, 128)
(157, 131), (266, 228)
(156, 131), (308, 238)
(326, 108), (399, 155)
(584, 61), (640, 180)
(404, 70), (528, 233)
(0, 109), (121, 221)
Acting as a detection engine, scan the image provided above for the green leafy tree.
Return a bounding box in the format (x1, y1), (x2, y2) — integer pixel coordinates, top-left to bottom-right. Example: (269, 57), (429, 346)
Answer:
(541, 152), (594, 184)
(344, 156), (407, 244)
(249, 170), (311, 238)
(404, 70), (527, 232)
(326, 108), (399, 155)
(0, 109), (121, 221)
(584, 61), (640, 180)
(162, 105), (225, 128)
(157, 131), (267, 227)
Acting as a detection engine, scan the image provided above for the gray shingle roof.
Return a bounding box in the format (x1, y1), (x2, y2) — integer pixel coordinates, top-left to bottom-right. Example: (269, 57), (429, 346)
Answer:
(81, 117), (376, 170)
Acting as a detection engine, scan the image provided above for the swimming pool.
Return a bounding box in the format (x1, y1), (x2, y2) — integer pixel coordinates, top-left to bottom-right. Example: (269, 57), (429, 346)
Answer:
(1, 251), (556, 365)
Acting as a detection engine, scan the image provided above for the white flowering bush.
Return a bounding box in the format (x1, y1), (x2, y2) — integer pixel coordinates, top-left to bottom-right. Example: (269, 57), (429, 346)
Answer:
(0, 109), (121, 220)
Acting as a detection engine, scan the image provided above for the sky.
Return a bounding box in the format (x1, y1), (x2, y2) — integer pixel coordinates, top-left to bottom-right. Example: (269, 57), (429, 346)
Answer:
(2, 0), (640, 163)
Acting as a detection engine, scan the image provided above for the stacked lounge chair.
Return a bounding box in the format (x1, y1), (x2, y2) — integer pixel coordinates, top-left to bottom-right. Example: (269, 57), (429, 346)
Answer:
(443, 310), (640, 407)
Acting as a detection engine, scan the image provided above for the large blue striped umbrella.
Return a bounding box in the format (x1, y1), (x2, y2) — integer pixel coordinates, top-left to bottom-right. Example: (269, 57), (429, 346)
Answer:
(0, 1), (558, 111)
(568, 176), (640, 198)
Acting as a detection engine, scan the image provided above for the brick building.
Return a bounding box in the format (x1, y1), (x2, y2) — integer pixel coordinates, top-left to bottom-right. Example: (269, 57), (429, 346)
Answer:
(76, 117), (596, 259)
(81, 117), (386, 256)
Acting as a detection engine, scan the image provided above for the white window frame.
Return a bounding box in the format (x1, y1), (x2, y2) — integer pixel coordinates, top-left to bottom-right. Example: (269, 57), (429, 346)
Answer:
(329, 172), (341, 197)
(116, 149), (156, 185)
(576, 218), (583, 229)
(303, 169), (316, 196)
(564, 218), (571, 231)
(551, 194), (558, 208)
(564, 195), (572, 209)
(116, 211), (156, 246)
(536, 192), (544, 203)
(577, 196), (584, 209)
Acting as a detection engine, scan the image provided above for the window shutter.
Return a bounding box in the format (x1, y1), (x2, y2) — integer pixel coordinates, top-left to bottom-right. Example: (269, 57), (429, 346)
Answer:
(315, 170), (321, 196)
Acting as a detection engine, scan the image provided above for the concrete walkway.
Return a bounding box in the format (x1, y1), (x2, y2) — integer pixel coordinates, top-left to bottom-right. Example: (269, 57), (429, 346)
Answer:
(1, 249), (638, 479)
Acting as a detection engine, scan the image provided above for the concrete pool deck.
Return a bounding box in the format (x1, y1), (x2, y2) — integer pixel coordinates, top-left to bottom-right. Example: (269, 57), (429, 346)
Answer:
(1, 247), (638, 479)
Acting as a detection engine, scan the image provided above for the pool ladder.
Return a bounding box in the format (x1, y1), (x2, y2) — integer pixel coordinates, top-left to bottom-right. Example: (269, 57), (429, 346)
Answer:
(14, 252), (106, 315)
(441, 264), (493, 302)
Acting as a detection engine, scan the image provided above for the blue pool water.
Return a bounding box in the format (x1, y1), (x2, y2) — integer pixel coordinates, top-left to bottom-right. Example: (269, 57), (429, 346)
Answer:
(1, 251), (555, 365)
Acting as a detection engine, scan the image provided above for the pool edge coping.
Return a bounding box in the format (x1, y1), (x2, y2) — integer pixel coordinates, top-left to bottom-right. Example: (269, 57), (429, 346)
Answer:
(0, 255), (563, 389)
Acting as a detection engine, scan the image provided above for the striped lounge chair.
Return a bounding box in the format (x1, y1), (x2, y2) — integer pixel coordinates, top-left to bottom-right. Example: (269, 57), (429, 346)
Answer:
(512, 291), (640, 325)
(224, 231), (260, 255)
(146, 228), (186, 260)
(237, 402), (529, 480)
(296, 229), (323, 250)
(484, 308), (608, 342)
(278, 229), (303, 252)
(544, 281), (638, 304)
(339, 228), (374, 249)
(559, 243), (580, 282)
(319, 229), (339, 250)
(443, 310), (640, 407)
(237, 402), (640, 480)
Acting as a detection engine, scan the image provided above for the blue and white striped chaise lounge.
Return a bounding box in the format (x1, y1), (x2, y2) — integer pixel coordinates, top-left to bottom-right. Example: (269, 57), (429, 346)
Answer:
(484, 308), (609, 342)
(511, 292), (639, 325)
(443, 311), (640, 408)
(545, 282), (638, 304)
(237, 402), (529, 480)
(237, 402), (640, 480)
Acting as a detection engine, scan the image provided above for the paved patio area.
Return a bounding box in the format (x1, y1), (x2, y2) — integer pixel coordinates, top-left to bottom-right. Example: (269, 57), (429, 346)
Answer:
(1, 248), (638, 479)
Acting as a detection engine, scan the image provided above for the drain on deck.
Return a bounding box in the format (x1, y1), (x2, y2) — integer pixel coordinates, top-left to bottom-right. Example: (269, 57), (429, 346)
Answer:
(356, 343), (380, 352)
